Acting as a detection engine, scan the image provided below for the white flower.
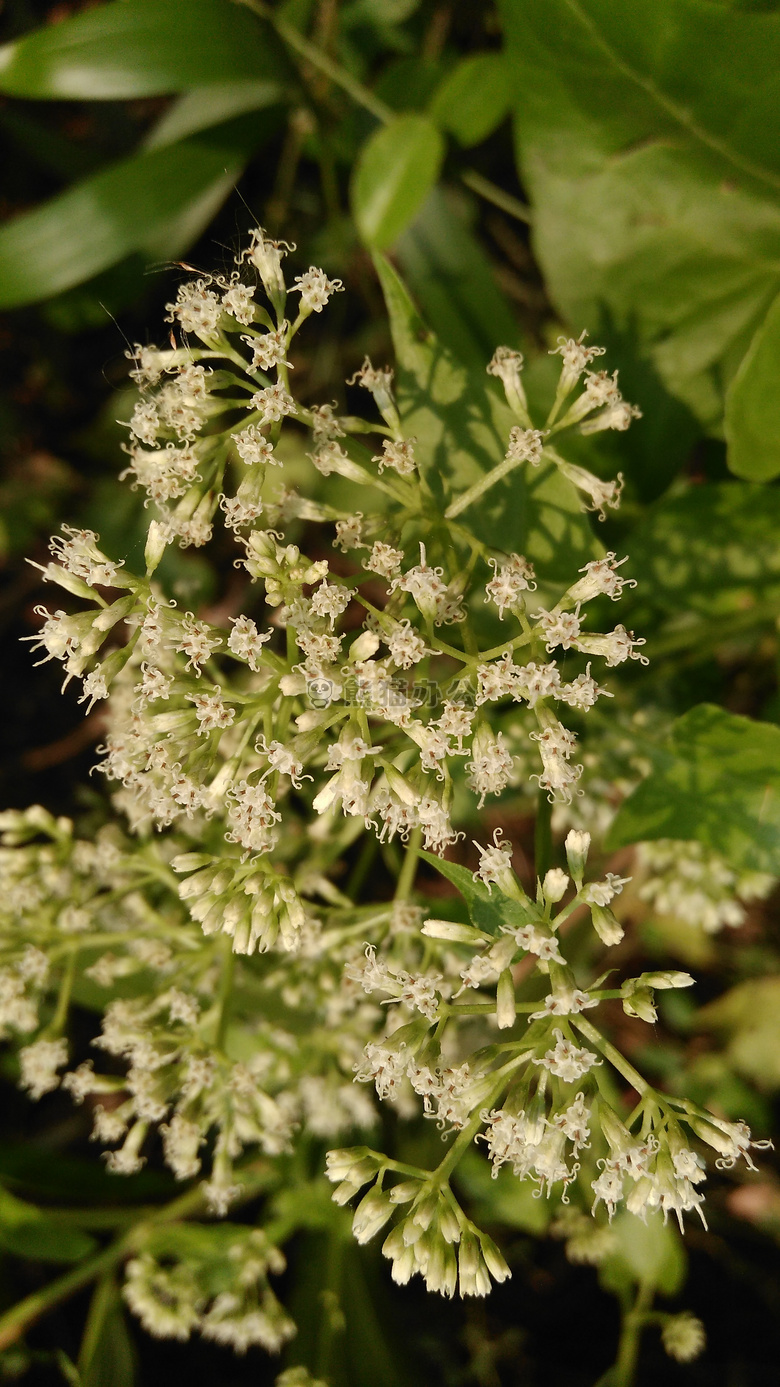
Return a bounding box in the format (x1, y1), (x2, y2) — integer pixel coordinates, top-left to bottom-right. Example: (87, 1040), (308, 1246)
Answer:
(18, 1037), (68, 1100)
(374, 438), (416, 476)
(575, 624), (648, 667)
(533, 605), (582, 652)
(248, 383), (296, 423)
(567, 553), (636, 604)
(365, 541), (404, 578)
(506, 426), (546, 466)
(583, 872), (631, 907)
(292, 267), (343, 314)
(485, 554), (536, 616)
(550, 331), (606, 395)
(536, 1029), (601, 1082)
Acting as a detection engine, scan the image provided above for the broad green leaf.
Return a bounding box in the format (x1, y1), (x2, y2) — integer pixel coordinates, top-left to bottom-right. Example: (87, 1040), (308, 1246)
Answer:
(697, 976), (780, 1089)
(373, 253), (597, 586)
(607, 1211), (686, 1295)
(351, 115), (444, 249)
(0, 1186), (98, 1263)
(725, 290), (780, 479)
(79, 1277), (136, 1387)
(0, 0), (283, 99)
(396, 186), (523, 371)
(499, 0), (780, 429)
(0, 119), (261, 309)
(144, 79), (287, 150)
(607, 704), (780, 873)
(429, 53), (512, 147)
(624, 482), (780, 616)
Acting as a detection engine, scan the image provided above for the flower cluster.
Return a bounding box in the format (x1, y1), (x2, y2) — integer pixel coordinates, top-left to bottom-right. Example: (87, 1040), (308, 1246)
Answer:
(6, 234), (771, 1358)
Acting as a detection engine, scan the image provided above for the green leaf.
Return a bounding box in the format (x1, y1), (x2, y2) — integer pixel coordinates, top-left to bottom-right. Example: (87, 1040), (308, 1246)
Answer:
(605, 1211), (686, 1295)
(373, 253), (597, 586)
(624, 481), (780, 617)
(429, 52), (513, 147)
(607, 703), (780, 873)
(144, 79), (287, 150)
(79, 1276), (136, 1387)
(418, 850), (535, 937)
(0, 119), (261, 309)
(351, 115), (444, 249)
(0, 1186), (98, 1264)
(726, 290), (780, 479)
(499, 0), (780, 429)
(697, 976), (780, 1090)
(395, 186), (523, 370)
(0, 0), (283, 99)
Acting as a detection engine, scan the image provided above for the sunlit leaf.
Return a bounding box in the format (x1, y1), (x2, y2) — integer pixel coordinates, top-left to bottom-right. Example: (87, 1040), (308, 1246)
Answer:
(725, 290), (780, 479)
(0, 0), (283, 99)
(0, 119), (262, 308)
(607, 704), (780, 873)
(352, 115), (444, 249)
(374, 253), (597, 588)
(499, 0), (780, 429)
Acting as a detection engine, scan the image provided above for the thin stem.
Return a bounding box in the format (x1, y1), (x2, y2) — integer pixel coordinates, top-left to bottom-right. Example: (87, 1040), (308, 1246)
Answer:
(237, 0), (393, 124)
(394, 825), (422, 901)
(534, 789), (552, 882)
(445, 450), (525, 520)
(47, 947), (77, 1037)
(214, 938), (236, 1051)
(459, 169), (533, 224)
(612, 1279), (654, 1387)
(572, 1015), (649, 1097)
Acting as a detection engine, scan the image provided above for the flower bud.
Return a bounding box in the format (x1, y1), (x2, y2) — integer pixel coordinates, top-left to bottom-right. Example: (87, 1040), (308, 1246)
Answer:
(564, 829), (591, 883)
(496, 969), (516, 1030)
(144, 519), (169, 575)
(591, 904), (624, 946)
(543, 867), (569, 903)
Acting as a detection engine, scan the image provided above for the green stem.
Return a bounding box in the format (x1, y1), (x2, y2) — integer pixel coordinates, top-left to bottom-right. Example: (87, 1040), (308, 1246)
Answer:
(238, 0), (393, 123)
(459, 169), (533, 224)
(445, 450), (527, 520)
(0, 1167), (272, 1349)
(394, 825), (422, 901)
(47, 948), (77, 1037)
(612, 1279), (654, 1387)
(214, 936), (236, 1051)
(571, 1016), (649, 1097)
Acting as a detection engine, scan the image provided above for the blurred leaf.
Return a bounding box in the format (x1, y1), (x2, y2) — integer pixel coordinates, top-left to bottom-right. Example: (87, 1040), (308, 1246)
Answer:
(144, 79), (287, 150)
(607, 703), (780, 873)
(374, 55), (447, 112)
(499, 0), (780, 429)
(624, 482), (780, 616)
(396, 186), (523, 370)
(603, 1211), (686, 1295)
(726, 290), (780, 479)
(0, 1186), (98, 1264)
(352, 115), (444, 249)
(0, 0), (282, 99)
(374, 253), (597, 586)
(429, 52), (513, 147)
(0, 1142), (173, 1203)
(287, 1230), (409, 1387)
(79, 1276), (135, 1387)
(697, 976), (780, 1089)
(0, 118), (262, 308)
(454, 1148), (551, 1233)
